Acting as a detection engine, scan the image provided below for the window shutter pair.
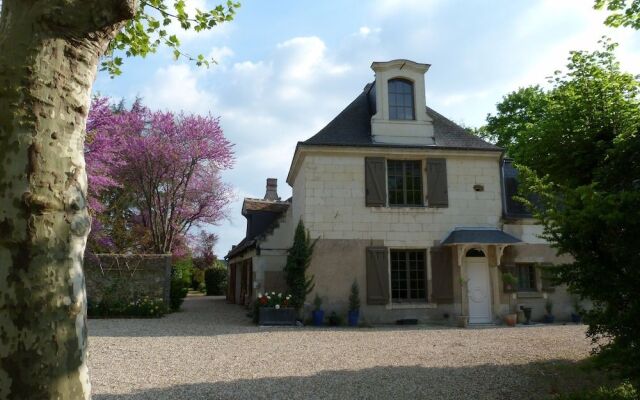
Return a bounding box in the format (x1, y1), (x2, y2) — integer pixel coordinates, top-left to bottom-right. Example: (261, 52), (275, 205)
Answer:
(426, 158), (448, 207)
(364, 157), (448, 207)
(430, 246), (454, 303)
(366, 246), (454, 305)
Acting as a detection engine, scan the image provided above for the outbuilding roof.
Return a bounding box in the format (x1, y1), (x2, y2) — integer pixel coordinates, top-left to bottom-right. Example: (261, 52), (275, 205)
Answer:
(242, 198), (290, 214)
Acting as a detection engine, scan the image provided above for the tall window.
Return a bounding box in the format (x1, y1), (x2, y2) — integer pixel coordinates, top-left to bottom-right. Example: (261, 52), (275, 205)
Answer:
(391, 250), (427, 301)
(388, 78), (415, 120)
(517, 264), (537, 291)
(387, 160), (423, 206)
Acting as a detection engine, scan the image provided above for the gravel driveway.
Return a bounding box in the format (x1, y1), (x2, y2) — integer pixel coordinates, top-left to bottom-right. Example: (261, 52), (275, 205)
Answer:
(89, 296), (592, 400)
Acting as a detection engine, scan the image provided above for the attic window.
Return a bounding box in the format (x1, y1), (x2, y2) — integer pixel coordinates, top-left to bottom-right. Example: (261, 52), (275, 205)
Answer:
(388, 78), (415, 120)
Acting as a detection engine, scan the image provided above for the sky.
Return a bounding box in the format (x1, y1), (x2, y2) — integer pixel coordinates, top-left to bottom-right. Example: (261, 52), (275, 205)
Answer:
(92, 0), (640, 258)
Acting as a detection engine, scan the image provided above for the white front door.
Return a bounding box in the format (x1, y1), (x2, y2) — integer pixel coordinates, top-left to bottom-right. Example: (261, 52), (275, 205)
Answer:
(466, 257), (492, 324)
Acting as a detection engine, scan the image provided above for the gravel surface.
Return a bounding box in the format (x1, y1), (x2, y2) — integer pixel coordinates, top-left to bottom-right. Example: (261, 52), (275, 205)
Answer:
(89, 296), (592, 400)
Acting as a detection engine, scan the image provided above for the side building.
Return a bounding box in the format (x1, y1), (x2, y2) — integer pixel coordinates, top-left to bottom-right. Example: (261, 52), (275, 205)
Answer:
(226, 179), (293, 305)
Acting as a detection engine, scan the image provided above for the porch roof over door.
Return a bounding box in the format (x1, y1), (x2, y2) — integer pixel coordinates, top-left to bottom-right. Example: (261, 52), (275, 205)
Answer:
(441, 227), (522, 246)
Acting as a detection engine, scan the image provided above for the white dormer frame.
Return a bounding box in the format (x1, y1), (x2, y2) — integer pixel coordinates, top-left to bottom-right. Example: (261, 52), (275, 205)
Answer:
(370, 59), (435, 145)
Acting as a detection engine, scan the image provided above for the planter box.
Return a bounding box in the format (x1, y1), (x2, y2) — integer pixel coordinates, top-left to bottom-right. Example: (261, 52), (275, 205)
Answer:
(258, 307), (297, 326)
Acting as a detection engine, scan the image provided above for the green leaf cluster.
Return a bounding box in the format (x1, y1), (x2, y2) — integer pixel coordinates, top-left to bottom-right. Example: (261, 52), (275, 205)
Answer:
(283, 220), (316, 311)
(102, 0), (241, 76)
(484, 39), (640, 386)
(595, 0), (640, 29)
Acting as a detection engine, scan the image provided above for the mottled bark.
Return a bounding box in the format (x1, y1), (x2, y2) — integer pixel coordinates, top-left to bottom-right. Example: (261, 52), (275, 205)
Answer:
(0, 1), (135, 399)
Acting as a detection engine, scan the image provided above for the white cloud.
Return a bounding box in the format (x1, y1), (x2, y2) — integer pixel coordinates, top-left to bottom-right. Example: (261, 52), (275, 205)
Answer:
(275, 36), (351, 82)
(358, 26), (381, 38)
(371, 0), (442, 18)
(438, 90), (490, 107)
(209, 46), (235, 65)
(141, 64), (216, 114)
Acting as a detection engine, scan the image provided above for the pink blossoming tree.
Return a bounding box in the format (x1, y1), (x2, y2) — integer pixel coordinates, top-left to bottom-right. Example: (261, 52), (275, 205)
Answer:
(85, 97), (234, 254)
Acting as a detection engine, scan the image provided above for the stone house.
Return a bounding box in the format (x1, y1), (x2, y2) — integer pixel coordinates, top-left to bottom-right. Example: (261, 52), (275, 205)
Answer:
(227, 59), (576, 324)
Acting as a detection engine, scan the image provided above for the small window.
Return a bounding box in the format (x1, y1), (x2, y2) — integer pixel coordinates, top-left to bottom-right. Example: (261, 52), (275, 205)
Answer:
(465, 249), (485, 257)
(517, 264), (537, 291)
(387, 160), (423, 206)
(388, 79), (415, 120)
(391, 250), (427, 301)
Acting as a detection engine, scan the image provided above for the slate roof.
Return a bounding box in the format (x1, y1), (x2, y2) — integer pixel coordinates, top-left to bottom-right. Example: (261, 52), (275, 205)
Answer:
(302, 83), (501, 151)
(501, 159), (541, 219)
(226, 237), (256, 260)
(441, 227), (522, 245)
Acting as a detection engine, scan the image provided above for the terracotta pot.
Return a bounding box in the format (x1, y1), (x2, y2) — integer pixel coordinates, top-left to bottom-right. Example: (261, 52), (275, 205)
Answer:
(504, 313), (517, 327)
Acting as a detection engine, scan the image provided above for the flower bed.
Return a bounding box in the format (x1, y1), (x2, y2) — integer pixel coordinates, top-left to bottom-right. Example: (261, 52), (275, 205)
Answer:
(88, 296), (168, 318)
(254, 292), (297, 326)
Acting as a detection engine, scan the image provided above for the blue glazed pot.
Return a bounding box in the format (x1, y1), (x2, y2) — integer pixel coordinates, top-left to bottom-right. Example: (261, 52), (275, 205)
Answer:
(571, 313), (582, 323)
(348, 310), (360, 327)
(312, 309), (325, 326)
(543, 314), (555, 324)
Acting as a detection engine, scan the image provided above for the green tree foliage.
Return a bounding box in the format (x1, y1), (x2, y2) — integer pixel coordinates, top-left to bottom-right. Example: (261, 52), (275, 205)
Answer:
(485, 40), (640, 187)
(204, 262), (227, 296)
(484, 40), (640, 385)
(103, 0), (241, 76)
(595, 0), (640, 29)
(170, 258), (193, 311)
(283, 220), (317, 311)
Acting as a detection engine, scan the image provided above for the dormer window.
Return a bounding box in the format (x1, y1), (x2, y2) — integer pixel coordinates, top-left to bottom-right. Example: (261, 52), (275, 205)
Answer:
(388, 78), (415, 120)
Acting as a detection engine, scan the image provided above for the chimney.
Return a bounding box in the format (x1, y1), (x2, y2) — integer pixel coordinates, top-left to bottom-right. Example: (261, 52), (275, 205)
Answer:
(264, 178), (280, 201)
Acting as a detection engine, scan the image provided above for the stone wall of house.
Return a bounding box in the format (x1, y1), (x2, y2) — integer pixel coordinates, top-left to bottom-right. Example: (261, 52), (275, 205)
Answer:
(297, 149), (503, 247)
(84, 254), (172, 305)
(307, 239), (459, 324)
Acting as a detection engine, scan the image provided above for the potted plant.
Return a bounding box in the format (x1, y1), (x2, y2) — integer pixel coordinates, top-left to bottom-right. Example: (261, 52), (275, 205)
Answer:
(502, 272), (518, 293)
(502, 273), (518, 327)
(312, 293), (324, 326)
(543, 299), (555, 323)
(256, 292), (297, 326)
(348, 280), (360, 327)
(328, 311), (342, 326)
(457, 277), (469, 328)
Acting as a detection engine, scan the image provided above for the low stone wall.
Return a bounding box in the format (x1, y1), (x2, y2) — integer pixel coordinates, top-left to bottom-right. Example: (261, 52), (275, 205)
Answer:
(84, 254), (172, 305)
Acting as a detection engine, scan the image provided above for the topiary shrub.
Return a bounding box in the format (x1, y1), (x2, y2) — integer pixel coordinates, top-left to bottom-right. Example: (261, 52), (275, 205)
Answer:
(283, 219), (317, 311)
(204, 264), (227, 296)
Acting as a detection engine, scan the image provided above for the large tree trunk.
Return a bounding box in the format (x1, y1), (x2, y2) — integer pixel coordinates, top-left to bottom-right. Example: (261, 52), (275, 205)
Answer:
(0, 1), (135, 398)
